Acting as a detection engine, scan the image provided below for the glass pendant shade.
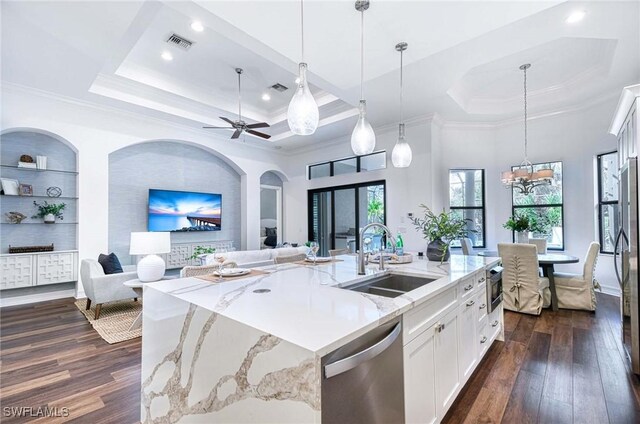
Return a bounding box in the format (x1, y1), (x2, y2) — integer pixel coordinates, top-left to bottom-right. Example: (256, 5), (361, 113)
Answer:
(351, 100), (376, 155)
(392, 123), (412, 167)
(287, 63), (319, 135)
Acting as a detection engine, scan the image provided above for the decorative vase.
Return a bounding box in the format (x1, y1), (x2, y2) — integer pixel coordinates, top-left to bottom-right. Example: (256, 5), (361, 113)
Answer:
(516, 231), (529, 244)
(44, 213), (55, 224)
(427, 239), (450, 262)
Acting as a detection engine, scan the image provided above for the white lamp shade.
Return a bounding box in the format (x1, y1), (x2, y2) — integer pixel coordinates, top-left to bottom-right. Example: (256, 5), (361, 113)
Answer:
(287, 63), (319, 135)
(351, 100), (376, 155)
(130, 232), (171, 255)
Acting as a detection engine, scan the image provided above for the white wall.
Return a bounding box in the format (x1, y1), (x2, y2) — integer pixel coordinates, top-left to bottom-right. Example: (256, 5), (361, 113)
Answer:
(280, 97), (620, 295)
(281, 119), (436, 251)
(436, 98), (619, 294)
(1, 83), (288, 302)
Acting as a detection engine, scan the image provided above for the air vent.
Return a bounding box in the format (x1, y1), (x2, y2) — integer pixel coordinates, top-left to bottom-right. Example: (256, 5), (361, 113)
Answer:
(270, 83), (288, 92)
(166, 33), (193, 50)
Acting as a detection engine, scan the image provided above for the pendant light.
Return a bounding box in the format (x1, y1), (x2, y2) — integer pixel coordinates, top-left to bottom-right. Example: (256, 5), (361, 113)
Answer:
(287, 0), (319, 136)
(351, 0), (376, 156)
(500, 64), (553, 194)
(392, 42), (412, 168)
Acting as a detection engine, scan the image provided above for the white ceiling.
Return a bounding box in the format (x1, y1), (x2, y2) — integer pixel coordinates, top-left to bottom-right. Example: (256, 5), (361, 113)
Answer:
(1, 1), (639, 152)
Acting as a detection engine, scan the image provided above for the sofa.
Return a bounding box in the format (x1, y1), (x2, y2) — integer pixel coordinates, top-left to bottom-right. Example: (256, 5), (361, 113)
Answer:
(204, 246), (309, 268)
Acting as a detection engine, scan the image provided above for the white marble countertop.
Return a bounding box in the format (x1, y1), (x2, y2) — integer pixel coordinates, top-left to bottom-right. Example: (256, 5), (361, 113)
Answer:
(145, 254), (500, 356)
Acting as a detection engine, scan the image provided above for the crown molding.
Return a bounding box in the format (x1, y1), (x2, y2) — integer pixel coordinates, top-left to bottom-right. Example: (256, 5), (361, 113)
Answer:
(0, 81), (282, 154)
(442, 91), (619, 130)
(609, 83), (640, 136)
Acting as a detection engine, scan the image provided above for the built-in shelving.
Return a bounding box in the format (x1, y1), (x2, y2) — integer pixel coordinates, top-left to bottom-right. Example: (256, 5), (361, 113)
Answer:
(0, 164), (78, 175)
(1, 195), (78, 200)
(1, 131), (79, 259)
(1, 222), (79, 225)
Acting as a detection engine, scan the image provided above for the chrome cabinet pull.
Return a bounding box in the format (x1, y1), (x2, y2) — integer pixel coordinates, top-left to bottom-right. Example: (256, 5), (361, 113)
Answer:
(466, 300), (475, 307)
(479, 277), (486, 282)
(435, 322), (446, 333)
(479, 303), (486, 310)
(480, 336), (488, 344)
(491, 320), (499, 327)
(464, 284), (474, 291)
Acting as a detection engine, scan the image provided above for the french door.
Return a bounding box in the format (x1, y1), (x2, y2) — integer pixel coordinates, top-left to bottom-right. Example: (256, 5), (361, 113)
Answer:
(308, 181), (386, 257)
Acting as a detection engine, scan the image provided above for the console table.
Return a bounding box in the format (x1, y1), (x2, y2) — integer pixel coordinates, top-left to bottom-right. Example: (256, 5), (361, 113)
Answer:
(0, 250), (78, 290)
(134, 240), (235, 270)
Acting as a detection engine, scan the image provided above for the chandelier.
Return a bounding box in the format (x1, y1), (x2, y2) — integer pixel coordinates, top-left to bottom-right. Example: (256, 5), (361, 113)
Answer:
(501, 63), (553, 195)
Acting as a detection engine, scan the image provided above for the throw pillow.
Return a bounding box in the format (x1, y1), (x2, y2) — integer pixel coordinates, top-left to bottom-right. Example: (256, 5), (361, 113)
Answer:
(265, 227), (277, 237)
(98, 253), (124, 275)
(264, 235), (277, 247)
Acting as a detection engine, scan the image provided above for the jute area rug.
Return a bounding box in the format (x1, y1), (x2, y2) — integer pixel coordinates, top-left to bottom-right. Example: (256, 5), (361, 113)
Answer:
(74, 299), (142, 344)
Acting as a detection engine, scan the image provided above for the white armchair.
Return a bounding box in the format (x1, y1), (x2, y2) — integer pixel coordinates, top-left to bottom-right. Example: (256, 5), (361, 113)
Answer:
(80, 259), (139, 319)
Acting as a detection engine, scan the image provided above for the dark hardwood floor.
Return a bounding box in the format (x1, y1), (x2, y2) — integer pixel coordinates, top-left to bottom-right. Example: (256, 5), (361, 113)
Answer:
(1, 293), (639, 423)
(443, 293), (640, 424)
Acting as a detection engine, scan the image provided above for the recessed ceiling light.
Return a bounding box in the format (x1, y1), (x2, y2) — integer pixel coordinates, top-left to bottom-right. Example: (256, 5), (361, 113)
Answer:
(261, 93), (271, 101)
(191, 21), (204, 32)
(161, 51), (173, 61)
(566, 10), (586, 24)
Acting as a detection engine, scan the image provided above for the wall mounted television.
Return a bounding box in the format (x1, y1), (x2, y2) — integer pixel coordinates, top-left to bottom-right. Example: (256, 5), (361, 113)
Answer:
(148, 189), (222, 232)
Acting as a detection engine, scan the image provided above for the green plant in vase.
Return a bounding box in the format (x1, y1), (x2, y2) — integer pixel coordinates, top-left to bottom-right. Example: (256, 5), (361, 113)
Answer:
(32, 201), (66, 224)
(503, 214), (539, 243)
(410, 204), (470, 263)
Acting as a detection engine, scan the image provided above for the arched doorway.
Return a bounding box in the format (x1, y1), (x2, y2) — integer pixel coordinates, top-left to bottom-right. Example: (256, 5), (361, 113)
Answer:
(259, 171), (284, 249)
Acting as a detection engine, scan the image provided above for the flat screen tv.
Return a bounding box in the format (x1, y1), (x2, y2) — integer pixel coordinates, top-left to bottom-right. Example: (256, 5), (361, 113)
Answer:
(148, 189), (222, 232)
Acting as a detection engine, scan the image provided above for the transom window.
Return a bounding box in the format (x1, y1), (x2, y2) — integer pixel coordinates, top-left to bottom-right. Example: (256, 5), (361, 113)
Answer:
(449, 169), (485, 248)
(308, 151), (386, 180)
(512, 161), (564, 250)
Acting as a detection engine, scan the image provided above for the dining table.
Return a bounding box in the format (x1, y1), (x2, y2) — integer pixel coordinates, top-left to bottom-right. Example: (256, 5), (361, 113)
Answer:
(477, 251), (580, 311)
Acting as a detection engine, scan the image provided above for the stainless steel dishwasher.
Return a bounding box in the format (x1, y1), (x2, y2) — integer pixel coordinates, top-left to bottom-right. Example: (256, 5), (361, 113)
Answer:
(321, 318), (404, 424)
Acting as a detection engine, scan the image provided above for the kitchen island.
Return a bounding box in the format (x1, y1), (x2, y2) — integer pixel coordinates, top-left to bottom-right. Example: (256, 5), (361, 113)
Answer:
(140, 254), (502, 423)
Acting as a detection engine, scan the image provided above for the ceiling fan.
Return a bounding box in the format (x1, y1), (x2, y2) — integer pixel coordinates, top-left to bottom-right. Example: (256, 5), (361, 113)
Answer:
(203, 68), (271, 140)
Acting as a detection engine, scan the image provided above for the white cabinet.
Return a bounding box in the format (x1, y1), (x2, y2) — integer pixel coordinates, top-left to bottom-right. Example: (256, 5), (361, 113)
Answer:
(36, 252), (76, 285)
(404, 306), (460, 424)
(434, 307), (460, 417)
(458, 296), (478, 381)
(143, 240), (235, 269)
(610, 84), (640, 166)
(404, 326), (437, 424)
(1, 254), (34, 289)
(1, 251), (78, 290)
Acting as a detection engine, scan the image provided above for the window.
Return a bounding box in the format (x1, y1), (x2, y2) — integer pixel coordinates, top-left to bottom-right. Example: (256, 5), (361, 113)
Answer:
(449, 169), (485, 248)
(597, 152), (619, 254)
(512, 161), (564, 250)
(308, 151), (386, 180)
(308, 181), (386, 256)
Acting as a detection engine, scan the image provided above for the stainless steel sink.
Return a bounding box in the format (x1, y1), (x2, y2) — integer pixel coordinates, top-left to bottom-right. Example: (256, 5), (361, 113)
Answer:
(341, 274), (437, 298)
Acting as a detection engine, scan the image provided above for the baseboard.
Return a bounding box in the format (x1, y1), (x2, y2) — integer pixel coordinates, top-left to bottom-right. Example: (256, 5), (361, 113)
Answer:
(0, 289), (77, 308)
(600, 285), (621, 297)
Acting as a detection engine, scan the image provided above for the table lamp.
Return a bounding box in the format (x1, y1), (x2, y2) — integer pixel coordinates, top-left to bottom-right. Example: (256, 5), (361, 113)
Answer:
(130, 232), (171, 282)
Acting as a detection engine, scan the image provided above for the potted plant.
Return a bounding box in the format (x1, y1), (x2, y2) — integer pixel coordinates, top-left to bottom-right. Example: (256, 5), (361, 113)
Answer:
(188, 246), (216, 265)
(410, 204), (470, 262)
(32, 201), (65, 224)
(503, 214), (537, 243)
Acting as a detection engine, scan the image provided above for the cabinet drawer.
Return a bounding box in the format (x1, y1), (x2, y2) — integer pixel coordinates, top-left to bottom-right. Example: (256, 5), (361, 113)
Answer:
(459, 276), (475, 300)
(476, 291), (488, 323)
(488, 304), (503, 343)
(404, 286), (458, 344)
(478, 318), (490, 358)
(475, 270), (487, 287)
